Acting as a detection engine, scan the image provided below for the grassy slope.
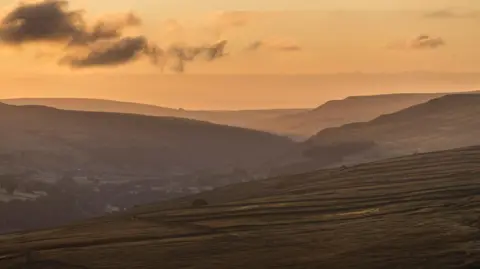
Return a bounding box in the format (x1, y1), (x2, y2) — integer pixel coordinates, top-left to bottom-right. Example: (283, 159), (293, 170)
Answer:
(2, 98), (307, 136)
(1, 146), (480, 268)
(261, 92), (448, 138)
(305, 94), (480, 159)
(1, 93), (447, 140)
(0, 103), (295, 174)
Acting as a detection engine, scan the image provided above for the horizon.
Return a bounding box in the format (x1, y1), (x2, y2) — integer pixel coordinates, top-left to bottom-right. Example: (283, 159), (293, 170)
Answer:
(1, 72), (478, 110)
(0, 0), (479, 109)
(2, 87), (478, 111)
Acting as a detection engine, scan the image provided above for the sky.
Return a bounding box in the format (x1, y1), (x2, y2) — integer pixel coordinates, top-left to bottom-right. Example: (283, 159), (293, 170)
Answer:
(0, 0), (479, 109)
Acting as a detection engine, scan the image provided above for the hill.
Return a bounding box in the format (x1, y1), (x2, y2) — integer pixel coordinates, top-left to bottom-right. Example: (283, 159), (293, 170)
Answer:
(264, 93), (480, 175)
(1, 146), (480, 268)
(0, 102), (294, 173)
(261, 92), (448, 139)
(301, 94), (480, 166)
(0, 103), (295, 232)
(1, 94), (447, 140)
(2, 98), (307, 135)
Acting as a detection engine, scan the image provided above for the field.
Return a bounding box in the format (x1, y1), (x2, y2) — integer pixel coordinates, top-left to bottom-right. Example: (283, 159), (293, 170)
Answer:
(1, 146), (480, 268)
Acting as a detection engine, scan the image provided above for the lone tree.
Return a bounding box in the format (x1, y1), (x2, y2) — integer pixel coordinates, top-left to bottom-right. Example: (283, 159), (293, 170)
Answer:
(192, 198), (208, 207)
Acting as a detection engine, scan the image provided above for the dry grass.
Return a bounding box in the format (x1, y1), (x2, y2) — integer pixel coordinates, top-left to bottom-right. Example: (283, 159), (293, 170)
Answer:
(1, 146), (480, 268)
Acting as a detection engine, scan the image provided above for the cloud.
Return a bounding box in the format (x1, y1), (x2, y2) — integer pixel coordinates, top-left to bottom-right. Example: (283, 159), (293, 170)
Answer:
(409, 35), (445, 49)
(388, 35), (446, 50)
(0, 0), (140, 46)
(0, 0), (232, 73)
(424, 8), (480, 19)
(0, 1), (290, 73)
(0, 0), (162, 70)
(246, 39), (301, 52)
(70, 12), (142, 46)
(0, 0), (84, 45)
(61, 36), (162, 68)
(166, 40), (228, 73)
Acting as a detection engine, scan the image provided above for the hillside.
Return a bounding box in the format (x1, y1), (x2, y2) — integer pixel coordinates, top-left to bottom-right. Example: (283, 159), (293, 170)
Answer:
(1, 94), (447, 140)
(0, 102), (294, 174)
(1, 98), (182, 117)
(2, 98), (307, 135)
(261, 92), (448, 139)
(294, 94), (480, 168)
(1, 146), (480, 268)
(0, 103), (295, 232)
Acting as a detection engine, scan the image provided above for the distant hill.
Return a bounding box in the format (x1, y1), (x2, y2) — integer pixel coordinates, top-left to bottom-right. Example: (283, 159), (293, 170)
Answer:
(2, 98), (307, 136)
(300, 94), (480, 167)
(2, 98), (182, 116)
(1, 145), (480, 269)
(0, 102), (295, 175)
(1, 94), (449, 140)
(261, 92), (449, 139)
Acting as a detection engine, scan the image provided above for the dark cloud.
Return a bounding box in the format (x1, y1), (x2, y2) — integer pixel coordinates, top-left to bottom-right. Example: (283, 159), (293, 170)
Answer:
(0, 0), (232, 72)
(61, 36), (162, 68)
(0, 0), (141, 46)
(424, 9), (480, 19)
(246, 39), (301, 51)
(166, 40), (228, 72)
(0, 0), (84, 45)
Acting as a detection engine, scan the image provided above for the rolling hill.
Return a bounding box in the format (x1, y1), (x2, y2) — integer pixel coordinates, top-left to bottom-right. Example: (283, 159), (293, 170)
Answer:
(0, 102), (298, 233)
(1, 98), (307, 136)
(2, 93), (447, 140)
(261, 92), (448, 139)
(302, 94), (480, 165)
(1, 145), (480, 268)
(263, 93), (480, 177)
(0, 102), (294, 175)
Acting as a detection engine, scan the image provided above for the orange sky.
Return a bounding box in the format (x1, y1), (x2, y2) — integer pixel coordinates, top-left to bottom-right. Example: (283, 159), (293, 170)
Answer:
(0, 0), (479, 109)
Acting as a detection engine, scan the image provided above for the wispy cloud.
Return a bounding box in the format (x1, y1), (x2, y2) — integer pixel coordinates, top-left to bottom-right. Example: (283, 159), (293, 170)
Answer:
(246, 39), (302, 52)
(166, 40), (228, 73)
(424, 8), (480, 19)
(388, 35), (446, 50)
(158, 13), (301, 72)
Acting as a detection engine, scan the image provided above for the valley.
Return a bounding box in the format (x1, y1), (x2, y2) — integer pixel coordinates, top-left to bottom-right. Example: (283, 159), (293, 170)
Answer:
(2, 93), (480, 234)
(1, 146), (479, 268)
(0, 0), (478, 267)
